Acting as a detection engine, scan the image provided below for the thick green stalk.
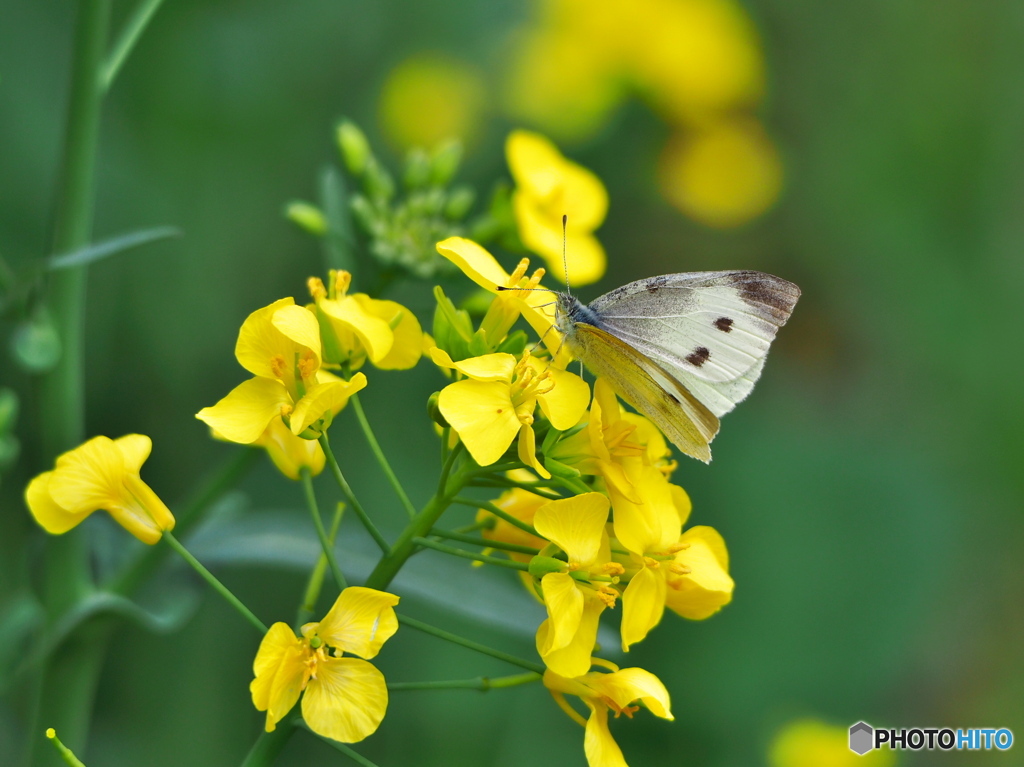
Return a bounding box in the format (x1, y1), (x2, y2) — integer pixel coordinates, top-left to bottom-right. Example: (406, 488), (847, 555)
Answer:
(296, 502), (345, 628)
(29, 2), (111, 764)
(363, 445), (463, 590)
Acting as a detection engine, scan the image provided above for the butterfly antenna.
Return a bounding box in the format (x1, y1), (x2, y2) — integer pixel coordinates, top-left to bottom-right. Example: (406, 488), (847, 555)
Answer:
(562, 214), (570, 295)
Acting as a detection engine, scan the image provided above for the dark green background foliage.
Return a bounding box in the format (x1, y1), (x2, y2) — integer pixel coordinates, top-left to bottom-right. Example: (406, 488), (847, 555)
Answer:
(1, 1), (1022, 765)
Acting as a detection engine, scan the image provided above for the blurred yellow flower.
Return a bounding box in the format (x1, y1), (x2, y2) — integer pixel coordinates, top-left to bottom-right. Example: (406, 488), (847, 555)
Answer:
(195, 297), (367, 443)
(379, 53), (485, 150)
(309, 271), (424, 372)
(507, 130), (608, 287)
(25, 435), (174, 545)
(433, 349), (589, 477)
(770, 719), (896, 767)
(503, 0), (781, 227)
(544, 660), (673, 767)
(251, 587), (399, 743)
(658, 119), (783, 228)
(533, 494), (622, 678)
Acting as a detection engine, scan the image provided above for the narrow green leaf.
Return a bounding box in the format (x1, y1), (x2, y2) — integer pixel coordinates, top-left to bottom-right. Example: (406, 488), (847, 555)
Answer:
(47, 226), (181, 271)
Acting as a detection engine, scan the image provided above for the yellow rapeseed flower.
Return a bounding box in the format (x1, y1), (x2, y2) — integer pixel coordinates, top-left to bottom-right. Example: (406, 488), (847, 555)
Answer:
(507, 130), (608, 287)
(770, 719), (896, 767)
(251, 587), (399, 743)
(308, 271), (424, 372)
(25, 435), (174, 544)
(435, 236), (564, 359)
(544, 659), (674, 767)
(532, 493), (623, 677)
(616, 478), (733, 650)
(433, 349), (589, 477)
(195, 297), (367, 444)
(248, 418), (326, 480)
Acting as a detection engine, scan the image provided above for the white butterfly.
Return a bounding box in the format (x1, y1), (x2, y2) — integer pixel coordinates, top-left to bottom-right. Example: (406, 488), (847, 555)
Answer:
(554, 271), (801, 462)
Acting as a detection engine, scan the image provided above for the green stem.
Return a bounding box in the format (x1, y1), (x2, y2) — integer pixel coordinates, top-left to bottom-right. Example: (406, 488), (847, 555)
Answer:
(397, 613), (545, 675)
(162, 532), (267, 634)
(428, 528), (539, 556)
(241, 715), (297, 767)
(296, 502), (345, 628)
(30, 2), (112, 763)
(363, 445), (464, 591)
(294, 724), (380, 766)
(300, 468), (346, 592)
(108, 447), (258, 596)
(388, 672), (541, 692)
(350, 392), (416, 518)
(99, 0), (166, 92)
(469, 479), (562, 500)
(469, 461), (527, 475)
(411, 537), (529, 570)
(44, 729), (86, 767)
(451, 497), (541, 538)
(318, 433), (390, 555)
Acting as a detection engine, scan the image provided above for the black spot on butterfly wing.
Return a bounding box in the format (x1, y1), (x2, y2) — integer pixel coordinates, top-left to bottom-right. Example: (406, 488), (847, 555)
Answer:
(686, 346), (711, 367)
(645, 276), (669, 294)
(714, 317), (734, 332)
(727, 271), (801, 324)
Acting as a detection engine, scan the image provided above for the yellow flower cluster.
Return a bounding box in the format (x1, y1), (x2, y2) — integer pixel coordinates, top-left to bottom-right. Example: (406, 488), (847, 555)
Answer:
(196, 270), (424, 479)
(505, 0), (781, 227)
(434, 236), (734, 767)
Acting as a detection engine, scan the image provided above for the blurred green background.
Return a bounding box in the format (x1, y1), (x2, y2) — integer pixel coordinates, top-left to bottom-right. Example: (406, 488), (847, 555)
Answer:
(2, 0), (1023, 765)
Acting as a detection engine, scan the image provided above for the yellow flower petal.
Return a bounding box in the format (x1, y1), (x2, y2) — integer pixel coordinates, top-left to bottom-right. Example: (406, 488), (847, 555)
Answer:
(438, 379), (521, 466)
(114, 434), (152, 473)
(290, 374), (368, 435)
(355, 296), (423, 370)
(537, 592), (605, 678)
(533, 493), (610, 566)
(514, 196), (607, 287)
(609, 465), (680, 556)
(437, 351), (517, 382)
(317, 587), (400, 660)
(538, 573), (584, 654)
(506, 130), (608, 230)
(253, 418), (326, 480)
(25, 472), (91, 534)
(517, 424), (551, 479)
(670, 483), (692, 528)
(666, 526), (734, 620)
(49, 436), (126, 514)
(235, 298), (303, 379)
(196, 377), (291, 445)
(534, 366), (590, 430)
(271, 304), (323, 363)
(250, 622), (309, 732)
(583, 704), (629, 767)
(108, 474), (174, 544)
(301, 657), (388, 743)
(596, 667), (673, 720)
(435, 236), (512, 294)
(318, 295), (394, 364)
(620, 565), (666, 652)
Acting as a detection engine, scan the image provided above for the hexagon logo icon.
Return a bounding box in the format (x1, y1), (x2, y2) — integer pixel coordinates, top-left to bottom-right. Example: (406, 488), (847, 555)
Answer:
(849, 721), (874, 755)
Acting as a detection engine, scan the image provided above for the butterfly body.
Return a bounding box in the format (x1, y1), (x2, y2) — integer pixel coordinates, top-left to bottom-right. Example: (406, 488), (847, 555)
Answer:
(554, 271), (800, 463)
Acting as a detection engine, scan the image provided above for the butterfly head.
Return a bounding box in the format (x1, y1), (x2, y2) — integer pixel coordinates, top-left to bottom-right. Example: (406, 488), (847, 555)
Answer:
(554, 292), (600, 336)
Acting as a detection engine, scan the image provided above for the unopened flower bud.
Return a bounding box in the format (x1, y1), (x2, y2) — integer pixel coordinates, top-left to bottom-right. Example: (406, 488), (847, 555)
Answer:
(404, 148), (432, 189)
(444, 186), (475, 220)
(285, 201), (328, 236)
(430, 139), (463, 186)
(528, 555), (566, 580)
(336, 120), (371, 175)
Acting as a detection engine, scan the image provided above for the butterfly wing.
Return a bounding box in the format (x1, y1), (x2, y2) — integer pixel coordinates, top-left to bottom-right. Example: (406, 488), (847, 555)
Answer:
(565, 321), (719, 463)
(588, 271), (801, 387)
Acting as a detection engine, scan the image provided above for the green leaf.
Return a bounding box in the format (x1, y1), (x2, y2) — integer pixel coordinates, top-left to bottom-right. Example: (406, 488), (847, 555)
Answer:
(47, 226), (181, 271)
